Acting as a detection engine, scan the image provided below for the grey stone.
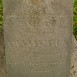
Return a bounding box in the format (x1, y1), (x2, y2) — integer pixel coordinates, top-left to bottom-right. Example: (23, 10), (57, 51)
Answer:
(3, 0), (72, 77)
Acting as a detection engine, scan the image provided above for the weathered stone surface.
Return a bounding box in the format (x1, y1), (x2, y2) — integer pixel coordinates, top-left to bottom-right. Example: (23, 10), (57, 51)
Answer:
(3, 0), (72, 77)
(70, 36), (77, 77)
(0, 31), (6, 77)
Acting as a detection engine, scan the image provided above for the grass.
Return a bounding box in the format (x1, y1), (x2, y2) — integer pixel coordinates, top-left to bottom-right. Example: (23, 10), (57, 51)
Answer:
(73, 0), (77, 40)
(0, 0), (3, 32)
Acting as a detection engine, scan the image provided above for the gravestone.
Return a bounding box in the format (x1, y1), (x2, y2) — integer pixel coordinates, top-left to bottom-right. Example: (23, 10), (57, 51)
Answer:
(3, 0), (72, 77)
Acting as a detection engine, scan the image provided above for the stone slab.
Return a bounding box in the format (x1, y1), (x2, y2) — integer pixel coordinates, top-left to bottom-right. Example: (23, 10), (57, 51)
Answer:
(3, 0), (72, 77)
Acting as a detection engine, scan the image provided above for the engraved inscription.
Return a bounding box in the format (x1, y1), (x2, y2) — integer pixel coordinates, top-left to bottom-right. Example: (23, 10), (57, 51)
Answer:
(4, 0), (72, 76)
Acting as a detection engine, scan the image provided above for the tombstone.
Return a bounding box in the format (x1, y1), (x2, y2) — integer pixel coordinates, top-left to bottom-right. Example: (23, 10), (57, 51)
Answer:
(3, 0), (72, 77)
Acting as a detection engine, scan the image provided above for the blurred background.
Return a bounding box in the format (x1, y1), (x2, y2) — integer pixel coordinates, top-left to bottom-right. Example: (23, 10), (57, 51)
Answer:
(0, 0), (3, 32)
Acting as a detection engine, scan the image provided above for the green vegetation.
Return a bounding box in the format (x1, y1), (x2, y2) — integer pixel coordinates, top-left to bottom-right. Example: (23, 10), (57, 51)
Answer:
(0, 0), (3, 32)
(73, 0), (77, 39)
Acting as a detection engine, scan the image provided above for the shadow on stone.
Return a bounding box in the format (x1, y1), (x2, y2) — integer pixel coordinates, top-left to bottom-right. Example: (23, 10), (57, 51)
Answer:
(0, 31), (6, 77)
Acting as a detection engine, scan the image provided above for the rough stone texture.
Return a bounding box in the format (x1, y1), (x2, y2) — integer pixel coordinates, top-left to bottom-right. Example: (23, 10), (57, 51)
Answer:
(3, 0), (72, 77)
(1, 35), (77, 77)
(0, 36), (77, 77)
(70, 36), (77, 77)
